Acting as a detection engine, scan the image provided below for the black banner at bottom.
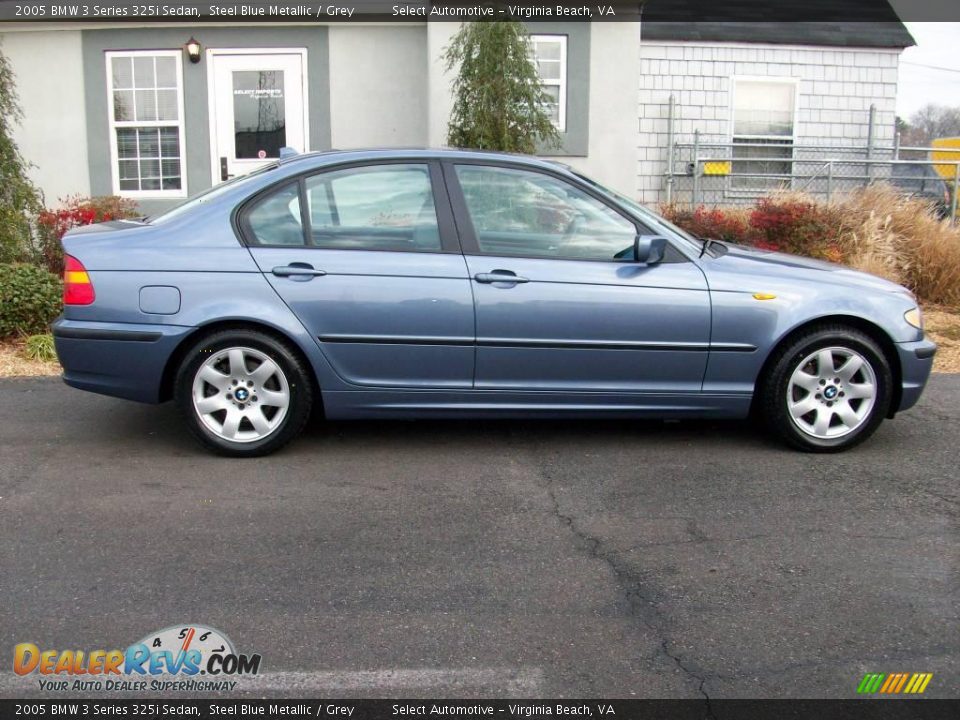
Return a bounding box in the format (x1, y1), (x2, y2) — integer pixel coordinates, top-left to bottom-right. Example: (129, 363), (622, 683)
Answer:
(1, 700), (958, 720)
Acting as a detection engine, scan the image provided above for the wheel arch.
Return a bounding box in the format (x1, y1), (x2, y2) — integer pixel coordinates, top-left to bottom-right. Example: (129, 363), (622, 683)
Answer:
(159, 319), (322, 407)
(752, 314), (902, 418)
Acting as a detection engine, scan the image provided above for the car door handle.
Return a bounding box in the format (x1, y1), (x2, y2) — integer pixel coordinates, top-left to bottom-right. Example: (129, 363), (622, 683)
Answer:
(271, 264), (327, 278)
(474, 272), (529, 284)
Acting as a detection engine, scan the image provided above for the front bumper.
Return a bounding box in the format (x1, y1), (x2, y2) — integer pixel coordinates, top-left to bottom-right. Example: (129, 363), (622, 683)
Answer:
(53, 318), (195, 403)
(894, 337), (938, 414)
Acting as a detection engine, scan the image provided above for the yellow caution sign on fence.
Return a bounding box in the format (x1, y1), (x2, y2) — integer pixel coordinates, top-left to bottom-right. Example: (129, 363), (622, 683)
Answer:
(702, 161), (732, 176)
(931, 137), (960, 180)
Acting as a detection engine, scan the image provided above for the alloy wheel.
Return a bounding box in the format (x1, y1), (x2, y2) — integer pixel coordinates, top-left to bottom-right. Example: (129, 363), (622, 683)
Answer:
(786, 346), (877, 439)
(191, 346), (290, 443)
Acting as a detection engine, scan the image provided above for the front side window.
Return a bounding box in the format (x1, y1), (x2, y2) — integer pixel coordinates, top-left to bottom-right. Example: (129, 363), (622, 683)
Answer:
(455, 165), (636, 261)
(107, 51), (186, 197)
(731, 78), (797, 192)
(303, 164), (441, 252)
(530, 35), (567, 132)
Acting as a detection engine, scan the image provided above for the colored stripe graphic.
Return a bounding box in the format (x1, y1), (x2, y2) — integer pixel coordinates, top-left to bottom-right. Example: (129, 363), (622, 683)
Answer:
(905, 673), (934, 694)
(858, 672), (932, 694)
(880, 674), (898, 693)
(857, 673), (885, 693)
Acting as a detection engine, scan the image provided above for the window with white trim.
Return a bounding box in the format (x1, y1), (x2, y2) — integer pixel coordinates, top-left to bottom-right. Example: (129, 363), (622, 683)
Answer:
(731, 78), (798, 192)
(530, 35), (567, 132)
(107, 51), (186, 197)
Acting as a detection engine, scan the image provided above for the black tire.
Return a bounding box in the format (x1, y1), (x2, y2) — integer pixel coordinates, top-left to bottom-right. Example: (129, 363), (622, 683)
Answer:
(758, 325), (893, 452)
(174, 329), (314, 457)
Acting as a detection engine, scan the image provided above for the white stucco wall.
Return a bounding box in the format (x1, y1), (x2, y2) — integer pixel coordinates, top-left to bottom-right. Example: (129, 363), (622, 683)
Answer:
(425, 22), (459, 148)
(549, 21), (641, 198)
(328, 24), (429, 149)
(0, 29), (89, 202)
(637, 41), (902, 205)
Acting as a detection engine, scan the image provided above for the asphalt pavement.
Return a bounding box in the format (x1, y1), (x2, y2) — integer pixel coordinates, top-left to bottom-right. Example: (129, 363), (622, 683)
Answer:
(1, 375), (957, 699)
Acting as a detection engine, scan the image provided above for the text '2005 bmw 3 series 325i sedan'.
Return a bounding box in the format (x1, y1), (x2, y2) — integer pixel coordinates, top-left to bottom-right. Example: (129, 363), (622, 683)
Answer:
(53, 149), (936, 457)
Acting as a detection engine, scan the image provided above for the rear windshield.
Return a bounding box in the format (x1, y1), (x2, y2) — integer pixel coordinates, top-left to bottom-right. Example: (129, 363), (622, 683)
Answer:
(148, 163), (279, 224)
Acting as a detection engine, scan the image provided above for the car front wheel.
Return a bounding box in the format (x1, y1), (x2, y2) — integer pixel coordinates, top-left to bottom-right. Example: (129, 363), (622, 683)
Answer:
(759, 326), (892, 452)
(174, 329), (313, 457)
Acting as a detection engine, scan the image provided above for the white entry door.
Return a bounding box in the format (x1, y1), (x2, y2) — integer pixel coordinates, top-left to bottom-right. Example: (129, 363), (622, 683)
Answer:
(209, 50), (308, 183)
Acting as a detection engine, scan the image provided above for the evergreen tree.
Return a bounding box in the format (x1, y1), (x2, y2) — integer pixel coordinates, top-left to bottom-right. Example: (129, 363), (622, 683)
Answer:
(444, 22), (561, 153)
(0, 48), (42, 264)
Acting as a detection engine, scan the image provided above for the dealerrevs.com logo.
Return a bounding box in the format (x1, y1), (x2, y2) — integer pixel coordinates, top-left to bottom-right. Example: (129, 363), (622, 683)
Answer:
(13, 624), (262, 692)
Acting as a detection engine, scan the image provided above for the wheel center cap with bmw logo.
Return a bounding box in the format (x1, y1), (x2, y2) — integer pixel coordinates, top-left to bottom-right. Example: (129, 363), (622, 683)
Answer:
(824, 386), (839, 399)
(235, 388), (249, 401)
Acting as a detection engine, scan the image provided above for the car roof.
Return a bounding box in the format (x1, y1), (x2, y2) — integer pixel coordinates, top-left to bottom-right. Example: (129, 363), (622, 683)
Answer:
(277, 147), (573, 173)
(892, 162), (941, 178)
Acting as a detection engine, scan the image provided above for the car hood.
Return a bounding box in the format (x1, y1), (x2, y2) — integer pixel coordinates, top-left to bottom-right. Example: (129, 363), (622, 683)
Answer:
(704, 243), (910, 295)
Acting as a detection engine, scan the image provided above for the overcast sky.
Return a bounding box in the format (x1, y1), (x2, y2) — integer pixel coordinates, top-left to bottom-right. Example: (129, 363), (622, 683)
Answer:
(897, 22), (960, 121)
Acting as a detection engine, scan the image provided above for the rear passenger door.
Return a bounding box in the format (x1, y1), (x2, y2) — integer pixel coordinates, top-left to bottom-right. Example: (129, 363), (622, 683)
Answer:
(243, 161), (475, 389)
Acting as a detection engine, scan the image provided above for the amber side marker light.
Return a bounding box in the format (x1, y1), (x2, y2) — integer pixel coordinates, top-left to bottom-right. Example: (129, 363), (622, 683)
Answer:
(752, 292), (777, 301)
(904, 307), (923, 330)
(63, 255), (95, 305)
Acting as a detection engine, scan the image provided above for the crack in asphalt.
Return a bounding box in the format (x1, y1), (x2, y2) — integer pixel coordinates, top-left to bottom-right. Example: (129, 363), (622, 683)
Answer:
(531, 456), (716, 716)
(516, 432), (955, 706)
(615, 527), (952, 553)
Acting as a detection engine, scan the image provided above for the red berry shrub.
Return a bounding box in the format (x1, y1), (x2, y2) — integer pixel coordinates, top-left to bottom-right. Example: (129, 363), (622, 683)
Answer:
(35, 196), (139, 274)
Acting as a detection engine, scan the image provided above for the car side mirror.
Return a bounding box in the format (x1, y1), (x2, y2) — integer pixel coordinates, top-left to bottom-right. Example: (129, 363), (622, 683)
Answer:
(634, 235), (668, 265)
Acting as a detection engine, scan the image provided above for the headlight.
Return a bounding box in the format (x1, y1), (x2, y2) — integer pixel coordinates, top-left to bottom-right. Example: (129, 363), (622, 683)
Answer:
(904, 307), (924, 330)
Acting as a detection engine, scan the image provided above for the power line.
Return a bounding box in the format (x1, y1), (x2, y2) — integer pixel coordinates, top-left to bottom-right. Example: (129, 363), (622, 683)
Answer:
(902, 60), (960, 74)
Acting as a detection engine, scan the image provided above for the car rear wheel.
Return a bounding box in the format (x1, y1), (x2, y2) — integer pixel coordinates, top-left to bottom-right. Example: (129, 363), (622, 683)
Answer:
(759, 325), (892, 452)
(174, 329), (313, 457)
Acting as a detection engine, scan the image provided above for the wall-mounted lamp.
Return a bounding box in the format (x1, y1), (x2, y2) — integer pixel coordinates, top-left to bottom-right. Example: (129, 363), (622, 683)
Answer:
(185, 37), (201, 64)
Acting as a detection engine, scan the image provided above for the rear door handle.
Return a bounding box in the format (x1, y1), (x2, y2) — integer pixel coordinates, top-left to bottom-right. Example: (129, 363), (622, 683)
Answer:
(474, 271), (529, 284)
(271, 264), (327, 278)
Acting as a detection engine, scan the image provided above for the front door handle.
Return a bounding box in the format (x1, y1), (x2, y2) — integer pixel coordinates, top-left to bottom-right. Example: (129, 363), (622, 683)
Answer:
(272, 264), (327, 278)
(474, 271), (530, 284)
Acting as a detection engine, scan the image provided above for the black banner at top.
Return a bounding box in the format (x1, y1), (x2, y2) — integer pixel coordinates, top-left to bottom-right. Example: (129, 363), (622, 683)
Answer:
(0, 0), (958, 23)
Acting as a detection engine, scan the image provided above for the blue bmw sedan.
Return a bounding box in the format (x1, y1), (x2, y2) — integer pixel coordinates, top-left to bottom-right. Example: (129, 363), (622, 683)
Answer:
(53, 149), (936, 456)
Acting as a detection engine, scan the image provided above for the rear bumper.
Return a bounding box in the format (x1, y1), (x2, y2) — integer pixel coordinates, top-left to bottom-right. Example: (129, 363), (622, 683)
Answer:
(52, 317), (194, 403)
(894, 337), (937, 414)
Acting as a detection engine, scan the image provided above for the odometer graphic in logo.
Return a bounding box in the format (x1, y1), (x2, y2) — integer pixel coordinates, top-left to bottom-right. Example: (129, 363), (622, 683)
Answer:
(127, 624), (260, 676)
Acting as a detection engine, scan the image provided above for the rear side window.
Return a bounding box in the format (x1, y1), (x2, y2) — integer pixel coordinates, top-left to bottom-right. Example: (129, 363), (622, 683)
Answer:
(245, 182), (304, 246)
(303, 164), (441, 252)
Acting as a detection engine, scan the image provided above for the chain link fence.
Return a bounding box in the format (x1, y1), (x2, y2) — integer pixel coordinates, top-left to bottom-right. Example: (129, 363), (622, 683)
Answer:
(661, 101), (960, 223)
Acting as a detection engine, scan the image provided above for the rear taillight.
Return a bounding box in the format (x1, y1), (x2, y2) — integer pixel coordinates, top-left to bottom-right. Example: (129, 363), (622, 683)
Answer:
(63, 255), (95, 305)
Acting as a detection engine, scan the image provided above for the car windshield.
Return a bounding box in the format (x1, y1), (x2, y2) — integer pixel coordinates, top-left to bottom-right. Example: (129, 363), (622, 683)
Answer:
(572, 171), (702, 250)
(148, 163), (280, 224)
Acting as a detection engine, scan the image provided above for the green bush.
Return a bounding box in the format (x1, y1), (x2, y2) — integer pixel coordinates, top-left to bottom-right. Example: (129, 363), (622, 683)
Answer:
(24, 333), (56, 362)
(0, 263), (61, 337)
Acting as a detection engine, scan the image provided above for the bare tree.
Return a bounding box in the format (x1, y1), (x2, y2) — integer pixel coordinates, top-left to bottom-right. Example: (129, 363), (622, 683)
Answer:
(902, 104), (960, 146)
